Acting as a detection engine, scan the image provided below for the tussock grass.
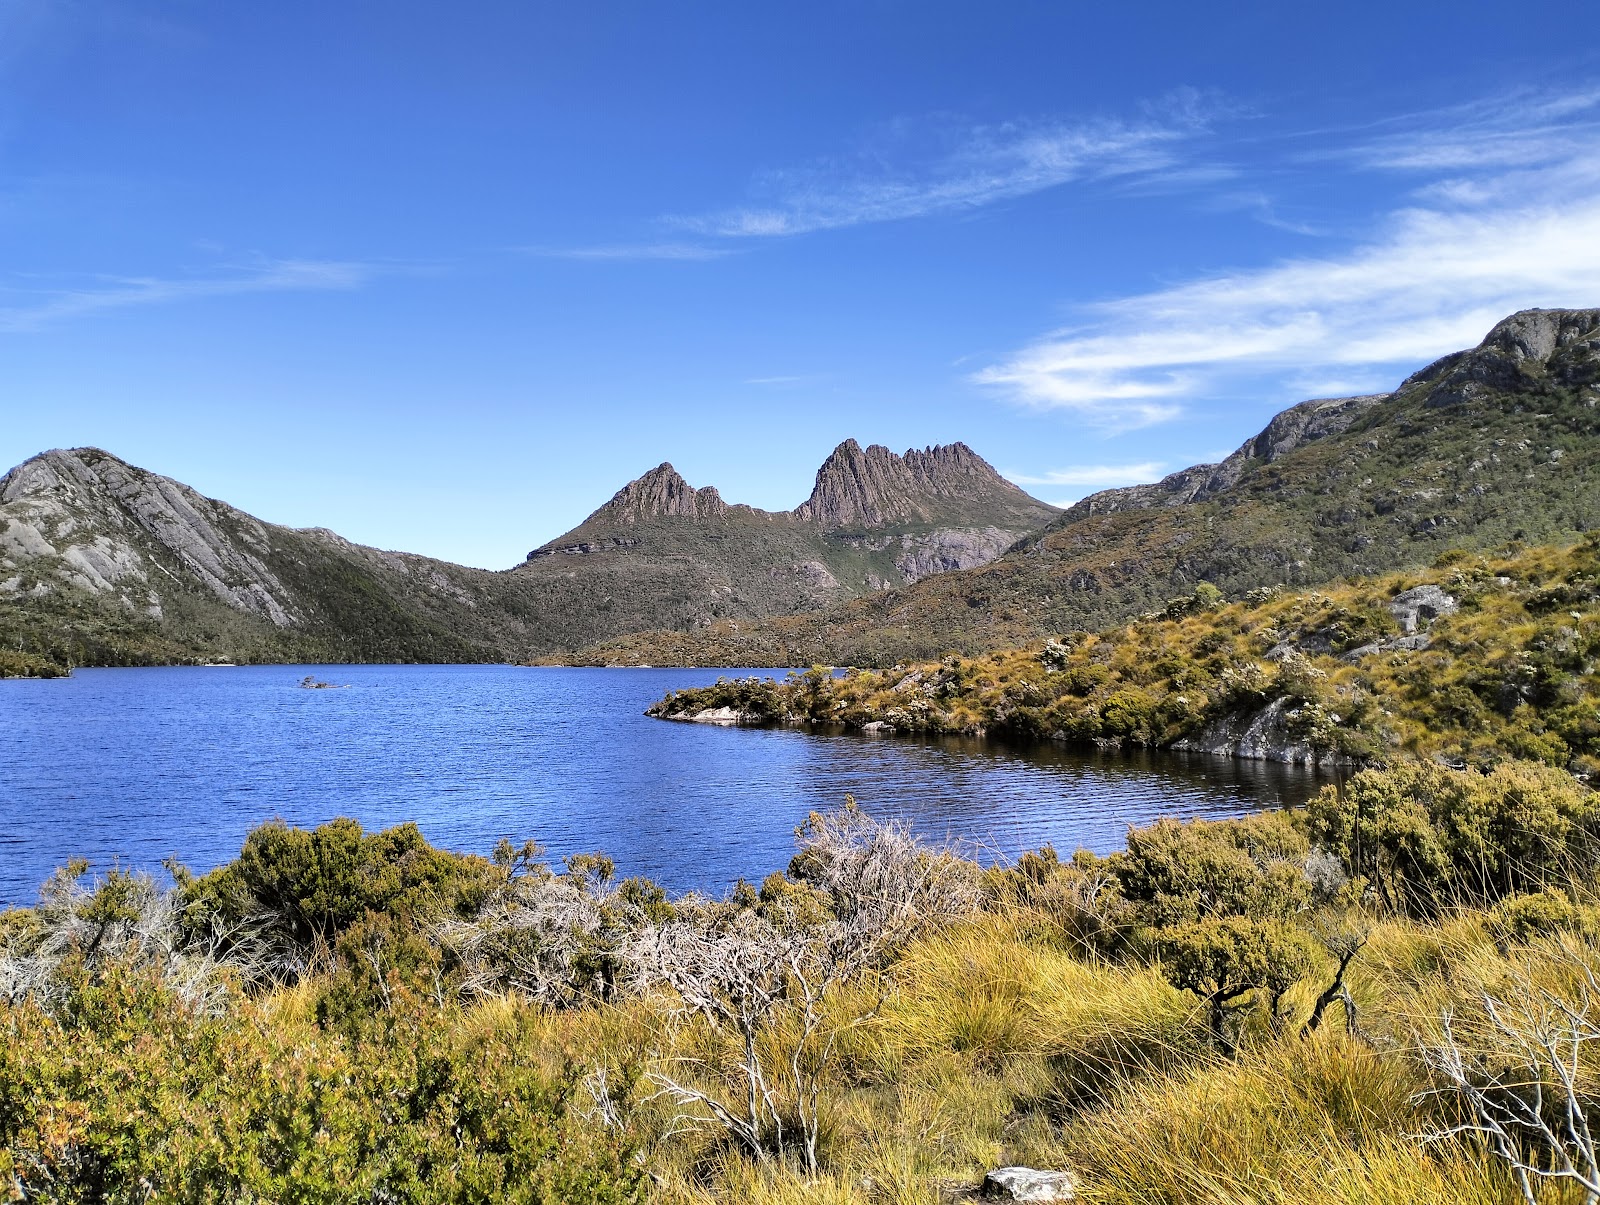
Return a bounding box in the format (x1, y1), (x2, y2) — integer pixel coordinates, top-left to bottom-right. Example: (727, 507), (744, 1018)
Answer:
(1063, 1029), (1459, 1205)
(14, 796), (1600, 1203)
(866, 916), (1200, 1091)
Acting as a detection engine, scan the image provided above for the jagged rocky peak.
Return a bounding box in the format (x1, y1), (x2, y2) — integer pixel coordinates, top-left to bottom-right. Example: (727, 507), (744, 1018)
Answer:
(596, 462), (729, 522)
(793, 439), (1034, 527)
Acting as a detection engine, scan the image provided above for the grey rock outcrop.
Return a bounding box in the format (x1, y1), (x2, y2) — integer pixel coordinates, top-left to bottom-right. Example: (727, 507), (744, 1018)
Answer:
(1387, 584), (1457, 634)
(1170, 698), (1354, 768)
(892, 526), (1018, 582)
(1407, 308), (1600, 408)
(981, 1166), (1077, 1201)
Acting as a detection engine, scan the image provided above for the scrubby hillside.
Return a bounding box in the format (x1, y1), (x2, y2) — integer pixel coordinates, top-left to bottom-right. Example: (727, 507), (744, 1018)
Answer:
(0, 447), (547, 672)
(650, 538), (1600, 773)
(585, 307), (1600, 667)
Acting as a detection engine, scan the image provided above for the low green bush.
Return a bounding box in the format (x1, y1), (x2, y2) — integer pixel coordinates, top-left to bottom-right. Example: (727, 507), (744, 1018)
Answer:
(183, 818), (498, 963)
(0, 966), (645, 1204)
(1307, 760), (1600, 912)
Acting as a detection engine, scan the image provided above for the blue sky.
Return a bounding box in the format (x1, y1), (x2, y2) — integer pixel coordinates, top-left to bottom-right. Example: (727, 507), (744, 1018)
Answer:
(2, 1), (1598, 568)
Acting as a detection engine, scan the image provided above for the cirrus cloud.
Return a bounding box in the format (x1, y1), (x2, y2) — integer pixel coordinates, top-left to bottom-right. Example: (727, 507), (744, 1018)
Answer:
(0, 257), (372, 333)
(974, 87), (1600, 431)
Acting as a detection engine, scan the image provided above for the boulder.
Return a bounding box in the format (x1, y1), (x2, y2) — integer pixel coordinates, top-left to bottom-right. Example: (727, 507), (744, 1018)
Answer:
(981, 1166), (1077, 1201)
(686, 706), (743, 724)
(1387, 584), (1457, 634)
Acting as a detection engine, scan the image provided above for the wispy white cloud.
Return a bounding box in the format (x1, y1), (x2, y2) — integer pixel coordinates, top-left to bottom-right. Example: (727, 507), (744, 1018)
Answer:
(1204, 190), (1326, 236)
(0, 258), (371, 332)
(976, 86), (1600, 430)
(674, 94), (1221, 239)
(1006, 462), (1166, 488)
(1344, 86), (1600, 172)
(531, 242), (731, 262)
(744, 374), (807, 386)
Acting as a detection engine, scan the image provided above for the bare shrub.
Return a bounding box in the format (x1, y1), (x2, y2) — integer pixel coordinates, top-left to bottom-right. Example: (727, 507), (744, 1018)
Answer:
(786, 796), (981, 944)
(1420, 955), (1600, 1204)
(630, 800), (978, 1174)
(0, 861), (264, 1014)
(437, 843), (670, 1007)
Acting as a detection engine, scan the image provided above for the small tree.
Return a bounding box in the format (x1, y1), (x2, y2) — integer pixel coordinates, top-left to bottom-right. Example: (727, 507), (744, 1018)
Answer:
(1160, 916), (1315, 1051)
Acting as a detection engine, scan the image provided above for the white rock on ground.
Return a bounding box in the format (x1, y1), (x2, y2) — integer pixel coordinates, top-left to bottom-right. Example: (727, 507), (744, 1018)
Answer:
(981, 1165), (1077, 1201)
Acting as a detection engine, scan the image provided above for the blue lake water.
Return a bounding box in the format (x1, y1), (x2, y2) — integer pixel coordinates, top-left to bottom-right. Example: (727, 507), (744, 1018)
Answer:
(0, 664), (1332, 907)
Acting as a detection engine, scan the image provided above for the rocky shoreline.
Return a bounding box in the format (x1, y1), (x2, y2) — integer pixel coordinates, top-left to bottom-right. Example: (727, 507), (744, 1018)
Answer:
(652, 695), (1361, 768)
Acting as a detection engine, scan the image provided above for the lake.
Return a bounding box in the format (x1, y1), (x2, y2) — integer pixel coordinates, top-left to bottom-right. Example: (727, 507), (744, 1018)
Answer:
(0, 664), (1332, 907)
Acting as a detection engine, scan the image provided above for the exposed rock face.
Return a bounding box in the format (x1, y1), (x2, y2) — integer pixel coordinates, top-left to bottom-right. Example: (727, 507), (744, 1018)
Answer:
(892, 527), (1018, 581)
(593, 463), (729, 523)
(1169, 698), (1355, 768)
(793, 439), (1044, 527)
(0, 447), (300, 626)
(529, 441), (1054, 556)
(1387, 584), (1458, 634)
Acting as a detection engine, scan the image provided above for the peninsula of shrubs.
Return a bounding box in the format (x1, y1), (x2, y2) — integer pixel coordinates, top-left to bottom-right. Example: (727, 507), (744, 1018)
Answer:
(652, 538), (1600, 775)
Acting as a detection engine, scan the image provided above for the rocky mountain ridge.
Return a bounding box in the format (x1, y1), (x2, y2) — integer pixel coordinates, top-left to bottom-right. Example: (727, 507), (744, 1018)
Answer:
(501, 440), (1058, 652)
(8, 305), (1595, 675)
(576, 306), (1600, 668)
(0, 437), (1057, 671)
(528, 439), (1051, 548)
(793, 439), (1041, 528)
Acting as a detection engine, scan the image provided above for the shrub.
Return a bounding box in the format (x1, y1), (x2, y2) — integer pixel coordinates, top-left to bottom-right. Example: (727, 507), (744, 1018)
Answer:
(1485, 889), (1594, 948)
(0, 969), (646, 1204)
(183, 818), (498, 974)
(1158, 916), (1316, 1049)
(1112, 812), (1311, 928)
(1306, 761), (1600, 912)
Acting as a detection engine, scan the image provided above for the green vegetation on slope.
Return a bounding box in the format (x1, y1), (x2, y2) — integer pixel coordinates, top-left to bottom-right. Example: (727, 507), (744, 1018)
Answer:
(584, 308), (1600, 668)
(6, 763), (1600, 1203)
(650, 538), (1600, 773)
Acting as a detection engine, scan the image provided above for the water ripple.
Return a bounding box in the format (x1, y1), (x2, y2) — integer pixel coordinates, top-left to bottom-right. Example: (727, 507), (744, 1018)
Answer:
(0, 665), (1331, 906)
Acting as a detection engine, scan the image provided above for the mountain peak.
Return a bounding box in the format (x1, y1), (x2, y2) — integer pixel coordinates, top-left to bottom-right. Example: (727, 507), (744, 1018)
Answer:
(1394, 307), (1600, 409)
(595, 462), (728, 523)
(793, 439), (1039, 527)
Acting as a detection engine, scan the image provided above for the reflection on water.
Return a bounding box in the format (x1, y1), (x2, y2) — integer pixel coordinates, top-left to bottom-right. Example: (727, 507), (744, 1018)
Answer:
(0, 665), (1332, 906)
